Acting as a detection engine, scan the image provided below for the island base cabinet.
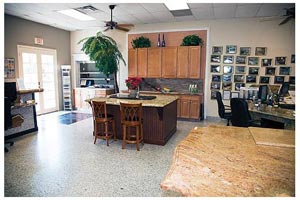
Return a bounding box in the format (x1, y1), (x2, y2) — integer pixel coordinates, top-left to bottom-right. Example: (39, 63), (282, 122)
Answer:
(106, 100), (177, 145)
(178, 95), (202, 120)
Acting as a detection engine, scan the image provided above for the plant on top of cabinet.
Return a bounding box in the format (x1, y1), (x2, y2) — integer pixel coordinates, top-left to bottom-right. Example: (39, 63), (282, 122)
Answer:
(131, 36), (151, 48)
(78, 31), (126, 93)
(181, 35), (203, 46)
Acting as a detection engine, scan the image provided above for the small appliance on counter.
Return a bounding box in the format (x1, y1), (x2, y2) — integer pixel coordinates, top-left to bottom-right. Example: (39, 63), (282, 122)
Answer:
(80, 80), (94, 87)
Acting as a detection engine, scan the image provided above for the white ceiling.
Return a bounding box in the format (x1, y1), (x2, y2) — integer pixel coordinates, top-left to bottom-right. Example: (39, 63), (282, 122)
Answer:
(4, 3), (295, 31)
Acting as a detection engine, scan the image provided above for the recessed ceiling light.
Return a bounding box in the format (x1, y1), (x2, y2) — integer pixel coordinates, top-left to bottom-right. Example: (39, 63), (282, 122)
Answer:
(164, 2), (189, 11)
(58, 9), (95, 21)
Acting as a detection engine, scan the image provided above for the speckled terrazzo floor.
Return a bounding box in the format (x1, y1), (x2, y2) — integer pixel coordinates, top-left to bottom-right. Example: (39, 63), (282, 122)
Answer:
(4, 111), (224, 197)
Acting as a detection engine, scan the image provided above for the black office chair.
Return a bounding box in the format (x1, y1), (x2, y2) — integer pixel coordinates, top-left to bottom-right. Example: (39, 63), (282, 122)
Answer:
(216, 91), (231, 126)
(230, 98), (261, 127)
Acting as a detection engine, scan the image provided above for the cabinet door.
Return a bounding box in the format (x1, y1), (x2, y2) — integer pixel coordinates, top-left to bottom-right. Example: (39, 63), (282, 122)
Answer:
(189, 97), (200, 119)
(189, 46), (201, 79)
(128, 49), (137, 77)
(177, 46), (189, 78)
(162, 47), (177, 78)
(137, 48), (148, 77)
(180, 97), (190, 118)
(147, 48), (162, 78)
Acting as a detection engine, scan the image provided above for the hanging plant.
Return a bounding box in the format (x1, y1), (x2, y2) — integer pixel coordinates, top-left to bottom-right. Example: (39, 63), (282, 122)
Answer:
(181, 35), (203, 46)
(78, 31), (126, 92)
(131, 36), (151, 48)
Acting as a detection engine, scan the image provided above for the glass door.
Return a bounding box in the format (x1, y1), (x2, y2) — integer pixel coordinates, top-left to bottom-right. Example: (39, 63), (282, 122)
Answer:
(18, 45), (59, 115)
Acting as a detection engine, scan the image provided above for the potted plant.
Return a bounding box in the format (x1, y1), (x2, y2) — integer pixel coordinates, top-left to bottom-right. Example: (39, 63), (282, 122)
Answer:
(78, 31), (126, 93)
(131, 36), (151, 48)
(181, 35), (203, 46)
(125, 77), (142, 97)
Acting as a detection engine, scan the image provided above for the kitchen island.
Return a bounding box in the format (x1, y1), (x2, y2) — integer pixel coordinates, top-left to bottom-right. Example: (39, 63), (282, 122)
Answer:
(87, 94), (179, 145)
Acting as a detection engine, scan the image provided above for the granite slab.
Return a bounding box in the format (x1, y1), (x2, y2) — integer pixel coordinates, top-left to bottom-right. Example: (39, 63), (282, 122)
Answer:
(160, 125), (295, 197)
(249, 127), (295, 148)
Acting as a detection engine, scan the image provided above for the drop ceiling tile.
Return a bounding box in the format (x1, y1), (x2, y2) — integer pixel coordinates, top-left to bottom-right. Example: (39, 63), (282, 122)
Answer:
(235, 4), (262, 18)
(151, 11), (176, 22)
(141, 3), (169, 12)
(118, 3), (147, 14)
(191, 7), (214, 20)
(175, 15), (196, 22)
(256, 3), (294, 17)
(188, 3), (213, 9)
(213, 5), (237, 19)
(132, 12), (160, 24)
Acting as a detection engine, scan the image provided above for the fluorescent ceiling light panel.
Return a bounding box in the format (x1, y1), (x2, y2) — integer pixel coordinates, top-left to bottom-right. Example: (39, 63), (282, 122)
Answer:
(165, 2), (189, 11)
(58, 9), (95, 21)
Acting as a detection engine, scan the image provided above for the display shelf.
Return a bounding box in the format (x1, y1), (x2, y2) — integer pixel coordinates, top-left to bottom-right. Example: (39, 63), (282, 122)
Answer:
(61, 65), (72, 111)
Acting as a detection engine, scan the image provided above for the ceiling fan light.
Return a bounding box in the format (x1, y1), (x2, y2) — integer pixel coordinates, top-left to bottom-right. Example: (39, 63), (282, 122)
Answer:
(58, 9), (95, 21)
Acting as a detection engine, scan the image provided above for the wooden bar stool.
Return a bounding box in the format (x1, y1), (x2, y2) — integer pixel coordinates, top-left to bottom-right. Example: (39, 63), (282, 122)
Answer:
(91, 100), (116, 146)
(120, 102), (144, 151)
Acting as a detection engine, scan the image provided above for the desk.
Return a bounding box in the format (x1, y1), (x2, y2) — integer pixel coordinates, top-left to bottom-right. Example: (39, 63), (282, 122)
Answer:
(160, 125), (295, 197)
(249, 104), (295, 130)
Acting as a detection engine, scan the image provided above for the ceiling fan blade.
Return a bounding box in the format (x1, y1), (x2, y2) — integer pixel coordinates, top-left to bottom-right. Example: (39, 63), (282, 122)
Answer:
(117, 23), (134, 27)
(279, 15), (293, 25)
(115, 26), (130, 32)
(103, 27), (110, 32)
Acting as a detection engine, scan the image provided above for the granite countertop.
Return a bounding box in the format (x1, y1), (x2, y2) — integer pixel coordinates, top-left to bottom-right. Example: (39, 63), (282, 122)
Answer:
(17, 88), (44, 94)
(87, 94), (179, 107)
(140, 90), (203, 96)
(161, 125), (295, 197)
(75, 87), (114, 90)
(249, 104), (295, 120)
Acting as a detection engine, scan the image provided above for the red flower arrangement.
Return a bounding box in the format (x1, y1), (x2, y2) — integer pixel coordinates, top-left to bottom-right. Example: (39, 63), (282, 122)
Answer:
(125, 77), (142, 90)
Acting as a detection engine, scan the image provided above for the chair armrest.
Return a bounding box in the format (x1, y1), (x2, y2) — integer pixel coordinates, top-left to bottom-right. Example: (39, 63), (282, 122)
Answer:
(224, 105), (231, 108)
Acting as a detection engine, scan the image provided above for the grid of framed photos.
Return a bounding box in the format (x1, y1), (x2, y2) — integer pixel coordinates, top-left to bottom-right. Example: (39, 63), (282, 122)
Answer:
(210, 45), (295, 100)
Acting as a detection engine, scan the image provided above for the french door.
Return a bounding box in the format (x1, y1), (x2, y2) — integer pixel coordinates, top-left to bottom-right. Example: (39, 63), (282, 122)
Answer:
(18, 45), (59, 115)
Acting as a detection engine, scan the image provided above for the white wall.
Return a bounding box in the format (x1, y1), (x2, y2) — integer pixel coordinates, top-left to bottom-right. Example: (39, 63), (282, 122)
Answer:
(70, 17), (295, 117)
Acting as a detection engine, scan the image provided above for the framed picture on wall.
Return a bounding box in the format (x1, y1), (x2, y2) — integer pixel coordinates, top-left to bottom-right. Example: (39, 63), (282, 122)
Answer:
(211, 55), (221, 63)
(260, 76), (270, 84)
(236, 56), (246, 64)
(223, 74), (232, 82)
(223, 82), (232, 90)
(261, 58), (272, 67)
(275, 57), (286, 65)
(235, 83), (245, 91)
(240, 47), (251, 55)
(231, 92), (239, 98)
(212, 75), (221, 82)
(235, 66), (246, 74)
(211, 90), (218, 99)
(246, 75), (257, 83)
(211, 65), (221, 73)
(211, 82), (221, 90)
(234, 75), (245, 82)
(223, 65), (233, 73)
(4, 58), (16, 79)
(223, 90), (231, 100)
(249, 67), (259, 75)
(226, 45), (237, 54)
(289, 76), (295, 84)
(274, 76), (285, 84)
(265, 67), (276, 75)
(255, 47), (267, 56)
(212, 46), (223, 54)
(279, 67), (290, 75)
(248, 57), (259, 65)
(291, 54), (295, 63)
(223, 55), (234, 64)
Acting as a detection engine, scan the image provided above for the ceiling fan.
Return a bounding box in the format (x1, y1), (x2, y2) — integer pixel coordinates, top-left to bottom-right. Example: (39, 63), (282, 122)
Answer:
(279, 7), (295, 25)
(104, 5), (134, 32)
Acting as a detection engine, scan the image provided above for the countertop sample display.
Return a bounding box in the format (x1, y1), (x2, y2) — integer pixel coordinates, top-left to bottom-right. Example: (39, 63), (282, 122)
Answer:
(161, 125), (295, 197)
(87, 94), (178, 145)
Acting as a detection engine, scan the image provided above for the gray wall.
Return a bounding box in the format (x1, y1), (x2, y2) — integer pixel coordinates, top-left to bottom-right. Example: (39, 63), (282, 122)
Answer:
(5, 14), (71, 110)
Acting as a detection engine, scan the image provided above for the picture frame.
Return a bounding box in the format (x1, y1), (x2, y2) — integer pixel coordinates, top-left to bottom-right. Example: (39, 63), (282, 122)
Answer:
(223, 55), (234, 64)
(265, 67), (276, 75)
(223, 90), (231, 100)
(261, 58), (272, 67)
(235, 66), (246, 74)
(211, 55), (221, 63)
(255, 47), (267, 56)
(210, 65), (221, 73)
(211, 90), (217, 100)
(223, 74), (232, 82)
(223, 65), (233, 74)
(223, 82), (232, 90)
(289, 76), (295, 85)
(248, 57), (259, 65)
(226, 45), (237, 54)
(236, 56), (246, 64)
(291, 54), (295, 63)
(212, 75), (221, 82)
(275, 57), (286, 65)
(211, 82), (221, 90)
(274, 76), (285, 84)
(235, 83), (245, 91)
(234, 75), (245, 82)
(246, 75), (257, 83)
(240, 47), (251, 56)
(248, 67), (259, 75)
(212, 46), (223, 54)
(231, 92), (239, 99)
(279, 67), (290, 75)
(4, 57), (16, 79)
(260, 76), (270, 84)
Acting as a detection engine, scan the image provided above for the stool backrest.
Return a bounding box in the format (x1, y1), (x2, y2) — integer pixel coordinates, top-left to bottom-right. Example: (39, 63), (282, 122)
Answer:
(120, 102), (142, 124)
(91, 101), (107, 119)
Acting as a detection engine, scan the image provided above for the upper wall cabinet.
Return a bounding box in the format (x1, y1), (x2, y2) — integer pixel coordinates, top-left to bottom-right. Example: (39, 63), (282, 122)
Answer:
(137, 48), (148, 77)
(162, 47), (177, 78)
(177, 46), (189, 78)
(189, 46), (201, 79)
(128, 49), (137, 77)
(147, 48), (162, 78)
(177, 46), (201, 79)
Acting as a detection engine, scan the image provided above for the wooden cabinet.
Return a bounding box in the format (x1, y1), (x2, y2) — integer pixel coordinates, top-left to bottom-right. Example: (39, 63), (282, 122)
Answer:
(177, 46), (201, 79)
(178, 95), (201, 119)
(177, 46), (189, 78)
(162, 47), (177, 78)
(137, 48), (148, 77)
(128, 49), (137, 77)
(189, 46), (201, 79)
(147, 48), (162, 78)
